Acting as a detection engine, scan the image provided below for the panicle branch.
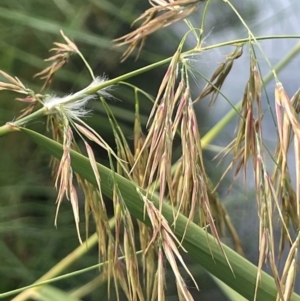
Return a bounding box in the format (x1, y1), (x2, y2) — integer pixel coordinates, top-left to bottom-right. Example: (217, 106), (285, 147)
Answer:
(34, 30), (78, 90)
(115, 0), (202, 61)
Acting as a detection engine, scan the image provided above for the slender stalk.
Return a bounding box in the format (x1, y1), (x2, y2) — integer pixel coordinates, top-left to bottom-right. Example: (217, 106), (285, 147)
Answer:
(0, 36), (299, 138)
(86, 35), (300, 92)
(0, 107), (46, 137)
(8, 218), (115, 301)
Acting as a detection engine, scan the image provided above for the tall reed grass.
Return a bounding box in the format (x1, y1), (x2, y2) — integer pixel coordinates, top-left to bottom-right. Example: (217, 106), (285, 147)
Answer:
(1, 1), (300, 300)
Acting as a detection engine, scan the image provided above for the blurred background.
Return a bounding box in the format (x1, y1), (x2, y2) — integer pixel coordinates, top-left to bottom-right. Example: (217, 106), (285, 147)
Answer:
(0, 0), (299, 300)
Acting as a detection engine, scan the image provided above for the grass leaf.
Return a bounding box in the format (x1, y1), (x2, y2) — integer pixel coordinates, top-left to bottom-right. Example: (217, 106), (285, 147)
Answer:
(21, 127), (300, 301)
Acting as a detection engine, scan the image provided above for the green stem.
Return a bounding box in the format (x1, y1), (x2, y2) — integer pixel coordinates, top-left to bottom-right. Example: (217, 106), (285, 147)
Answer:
(89, 35), (300, 92)
(1, 250), (143, 300)
(0, 107), (46, 137)
(8, 218), (115, 301)
(6, 234), (97, 300)
(0, 35), (299, 137)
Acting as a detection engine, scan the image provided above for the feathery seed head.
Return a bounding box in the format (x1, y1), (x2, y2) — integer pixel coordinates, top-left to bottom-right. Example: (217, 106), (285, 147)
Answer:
(44, 76), (112, 118)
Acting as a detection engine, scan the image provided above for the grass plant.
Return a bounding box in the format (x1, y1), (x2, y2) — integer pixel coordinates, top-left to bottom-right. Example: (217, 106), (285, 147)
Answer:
(1, 0), (300, 300)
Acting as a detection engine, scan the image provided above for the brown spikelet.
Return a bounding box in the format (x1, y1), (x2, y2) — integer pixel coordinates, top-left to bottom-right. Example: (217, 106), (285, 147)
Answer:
(278, 180), (296, 257)
(140, 48), (182, 211)
(272, 85), (300, 301)
(194, 46), (243, 104)
(215, 52), (262, 190)
(51, 117), (84, 243)
(272, 90), (300, 259)
(137, 191), (199, 301)
(128, 44), (238, 300)
(279, 233), (299, 301)
(0, 70), (43, 119)
(274, 83), (300, 218)
(35, 30), (78, 90)
(115, 0), (200, 61)
(0, 70), (27, 94)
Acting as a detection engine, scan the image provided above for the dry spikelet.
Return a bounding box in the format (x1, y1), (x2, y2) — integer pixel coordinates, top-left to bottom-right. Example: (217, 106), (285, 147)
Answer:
(103, 92), (159, 301)
(271, 85), (300, 301)
(208, 52), (290, 297)
(105, 98), (155, 301)
(138, 191), (199, 300)
(275, 82), (300, 146)
(194, 46), (243, 104)
(0, 70), (42, 119)
(273, 84), (300, 234)
(177, 98), (212, 235)
(141, 48), (182, 210)
(278, 232), (299, 301)
(47, 89), (124, 290)
(132, 107), (158, 301)
(124, 219), (145, 301)
(0, 70), (27, 94)
(51, 117), (84, 243)
(275, 84), (300, 221)
(254, 157), (285, 301)
(215, 53), (262, 191)
(115, 0), (200, 61)
(156, 246), (165, 301)
(78, 179), (106, 256)
(173, 96), (240, 259)
(132, 46), (237, 299)
(35, 30), (78, 90)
